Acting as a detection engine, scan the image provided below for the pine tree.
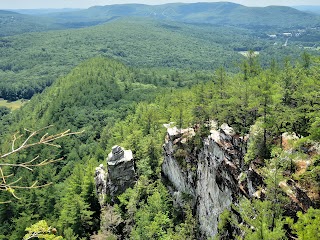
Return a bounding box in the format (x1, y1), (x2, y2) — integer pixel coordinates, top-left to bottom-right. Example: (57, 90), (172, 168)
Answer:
(58, 165), (94, 238)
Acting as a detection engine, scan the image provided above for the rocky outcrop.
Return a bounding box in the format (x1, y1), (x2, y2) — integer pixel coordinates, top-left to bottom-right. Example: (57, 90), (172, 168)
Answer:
(95, 145), (136, 205)
(94, 146), (136, 239)
(107, 145), (136, 197)
(162, 123), (256, 238)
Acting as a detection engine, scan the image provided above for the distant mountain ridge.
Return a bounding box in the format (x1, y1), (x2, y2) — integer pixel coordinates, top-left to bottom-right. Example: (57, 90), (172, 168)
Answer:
(45, 2), (320, 29)
(0, 9), (61, 36)
(0, 10), (20, 15)
(2, 2), (320, 36)
(10, 8), (82, 15)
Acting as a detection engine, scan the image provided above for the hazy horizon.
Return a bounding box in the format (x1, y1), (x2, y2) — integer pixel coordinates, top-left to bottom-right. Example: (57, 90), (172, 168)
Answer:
(1, 0), (320, 10)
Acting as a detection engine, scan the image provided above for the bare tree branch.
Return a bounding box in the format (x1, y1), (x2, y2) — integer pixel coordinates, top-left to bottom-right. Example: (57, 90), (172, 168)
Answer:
(0, 126), (83, 203)
(1, 125), (83, 159)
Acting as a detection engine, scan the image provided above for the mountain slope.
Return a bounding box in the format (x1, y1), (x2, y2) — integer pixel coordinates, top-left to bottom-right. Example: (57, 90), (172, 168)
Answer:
(6, 57), (154, 130)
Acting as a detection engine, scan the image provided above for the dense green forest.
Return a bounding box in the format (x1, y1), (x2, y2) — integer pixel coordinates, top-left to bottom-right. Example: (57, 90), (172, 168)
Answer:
(0, 52), (319, 239)
(0, 17), (317, 101)
(0, 18), (243, 100)
(0, 2), (320, 239)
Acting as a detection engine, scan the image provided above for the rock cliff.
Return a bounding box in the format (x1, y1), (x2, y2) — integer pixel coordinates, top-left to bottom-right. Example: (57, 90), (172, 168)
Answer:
(162, 124), (316, 239)
(162, 123), (255, 238)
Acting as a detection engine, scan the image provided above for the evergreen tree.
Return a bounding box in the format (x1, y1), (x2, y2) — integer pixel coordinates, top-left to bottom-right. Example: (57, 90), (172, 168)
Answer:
(288, 207), (320, 240)
(238, 199), (286, 240)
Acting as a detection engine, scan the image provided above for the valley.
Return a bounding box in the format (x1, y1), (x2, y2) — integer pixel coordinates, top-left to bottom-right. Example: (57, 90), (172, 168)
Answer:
(0, 98), (25, 110)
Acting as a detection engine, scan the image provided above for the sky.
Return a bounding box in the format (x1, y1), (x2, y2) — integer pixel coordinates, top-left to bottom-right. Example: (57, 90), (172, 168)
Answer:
(1, 0), (319, 9)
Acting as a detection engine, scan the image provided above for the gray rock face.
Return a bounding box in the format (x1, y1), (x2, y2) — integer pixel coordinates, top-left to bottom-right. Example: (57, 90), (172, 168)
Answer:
(162, 123), (254, 239)
(95, 145), (136, 205)
(95, 164), (107, 206)
(162, 139), (196, 199)
(107, 145), (136, 197)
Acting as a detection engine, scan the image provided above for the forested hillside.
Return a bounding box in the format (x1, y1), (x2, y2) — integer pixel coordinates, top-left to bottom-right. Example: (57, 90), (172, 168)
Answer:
(0, 57), (159, 239)
(0, 18), (246, 100)
(1, 52), (319, 239)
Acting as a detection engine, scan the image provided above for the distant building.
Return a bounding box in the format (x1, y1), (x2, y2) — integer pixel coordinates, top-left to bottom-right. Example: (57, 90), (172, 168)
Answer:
(283, 33), (292, 37)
